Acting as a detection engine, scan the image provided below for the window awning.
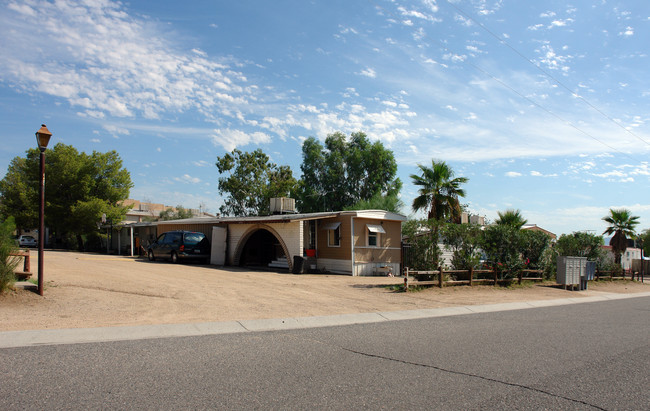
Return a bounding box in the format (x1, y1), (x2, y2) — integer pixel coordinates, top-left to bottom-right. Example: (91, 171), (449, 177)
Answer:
(321, 221), (341, 230)
(367, 224), (386, 234)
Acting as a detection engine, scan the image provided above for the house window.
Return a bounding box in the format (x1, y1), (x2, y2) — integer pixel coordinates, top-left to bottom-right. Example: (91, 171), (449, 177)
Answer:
(368, 230), (378, 246)
(322, 221), (341, 247)
(366, 224), (386, 247)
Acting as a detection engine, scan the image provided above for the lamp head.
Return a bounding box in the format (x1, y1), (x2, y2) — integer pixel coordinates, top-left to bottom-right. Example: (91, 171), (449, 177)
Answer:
(35, 124), (52, 152)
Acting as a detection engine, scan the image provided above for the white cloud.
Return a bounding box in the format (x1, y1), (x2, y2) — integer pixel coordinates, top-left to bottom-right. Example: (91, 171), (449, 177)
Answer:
(620, 26), (634, 37)
(103, 124), (130, 137)
(505, 171), (522, 177)
(359, 67), (377, 78)
(0, 0), (252, 122)
(175, 174), (201, 184)
(531, 170), (558, 177)
(211, 129), (271, 151)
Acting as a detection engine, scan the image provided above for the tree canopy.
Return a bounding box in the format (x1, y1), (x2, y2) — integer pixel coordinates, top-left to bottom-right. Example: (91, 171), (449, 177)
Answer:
(410, 160), (468, 223)
(216, 148), (297, 216)
(297, 132), (401, 213)
(159, 206), (195, 221)
(495, 209), (528, 229)
(0, 143), (132, 249)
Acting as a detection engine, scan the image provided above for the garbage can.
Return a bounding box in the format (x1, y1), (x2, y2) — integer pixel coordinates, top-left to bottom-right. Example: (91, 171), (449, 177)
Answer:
(292, 256), (305, 274)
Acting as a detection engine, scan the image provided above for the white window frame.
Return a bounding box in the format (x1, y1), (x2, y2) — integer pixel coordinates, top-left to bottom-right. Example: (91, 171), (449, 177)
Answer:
(328, 226), (341, 247)
(366, 224), (385, 247)
(322, 221), (341, 247)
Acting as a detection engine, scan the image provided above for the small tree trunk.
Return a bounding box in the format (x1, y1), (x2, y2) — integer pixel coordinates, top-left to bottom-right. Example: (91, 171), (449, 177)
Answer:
(76, 234), (85, 252)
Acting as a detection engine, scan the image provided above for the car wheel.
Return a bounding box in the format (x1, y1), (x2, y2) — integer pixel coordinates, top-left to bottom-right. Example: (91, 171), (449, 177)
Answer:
(148, 250), (155, 261)
(171, 251), (178, 264)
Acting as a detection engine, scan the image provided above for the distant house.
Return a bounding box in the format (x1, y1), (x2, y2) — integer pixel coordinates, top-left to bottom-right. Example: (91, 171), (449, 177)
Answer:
(154, 206), (406, 276)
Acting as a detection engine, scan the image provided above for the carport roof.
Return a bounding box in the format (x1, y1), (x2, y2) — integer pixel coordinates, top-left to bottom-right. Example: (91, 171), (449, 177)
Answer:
(155, 210), (406, 225)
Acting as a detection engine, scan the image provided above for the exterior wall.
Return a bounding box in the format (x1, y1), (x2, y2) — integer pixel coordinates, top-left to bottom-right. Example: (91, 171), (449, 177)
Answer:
(317, 258), (353, 274)
(352, 218), (402, 276)
(316, 217), (352, 261)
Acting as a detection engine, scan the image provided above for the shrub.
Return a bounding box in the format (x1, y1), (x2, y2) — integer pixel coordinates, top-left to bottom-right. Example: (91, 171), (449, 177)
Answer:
(0, 217), (20, 293)
(402, 219), (442, 271)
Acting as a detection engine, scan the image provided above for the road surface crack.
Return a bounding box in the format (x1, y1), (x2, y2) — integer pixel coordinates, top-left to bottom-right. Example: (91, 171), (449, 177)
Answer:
(339, 346), (608, 411)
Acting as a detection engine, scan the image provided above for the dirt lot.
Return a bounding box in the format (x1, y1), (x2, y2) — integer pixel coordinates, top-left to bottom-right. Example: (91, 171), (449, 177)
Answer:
(1, 250), (649, 331)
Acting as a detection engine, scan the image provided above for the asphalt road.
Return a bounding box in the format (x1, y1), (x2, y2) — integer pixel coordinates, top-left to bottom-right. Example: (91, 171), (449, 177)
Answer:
(1, 297), (648, 410)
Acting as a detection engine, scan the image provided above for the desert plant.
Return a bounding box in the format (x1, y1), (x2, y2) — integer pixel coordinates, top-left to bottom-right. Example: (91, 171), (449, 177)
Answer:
(0, 217), (20, 293)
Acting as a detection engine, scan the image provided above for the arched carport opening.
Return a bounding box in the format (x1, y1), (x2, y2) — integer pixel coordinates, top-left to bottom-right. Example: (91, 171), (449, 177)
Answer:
(235, 226), (292, 271)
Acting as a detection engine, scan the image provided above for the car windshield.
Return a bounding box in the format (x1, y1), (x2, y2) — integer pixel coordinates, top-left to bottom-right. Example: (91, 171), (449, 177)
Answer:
(184, 233), (204, 246)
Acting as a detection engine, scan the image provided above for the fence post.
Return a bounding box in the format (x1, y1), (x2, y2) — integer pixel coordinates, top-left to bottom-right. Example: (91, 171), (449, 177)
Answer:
(518, 271), (522, 285)
(468, 266), (473, 287)
(494, 267), (498, 286)
(439, 266), (444, 288)
(404, 267), (409, 291)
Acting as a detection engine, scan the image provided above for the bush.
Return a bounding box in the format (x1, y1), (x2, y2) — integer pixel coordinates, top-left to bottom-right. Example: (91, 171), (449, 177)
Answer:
(402, 219), (442, 271)
(0, 217), (20, 293)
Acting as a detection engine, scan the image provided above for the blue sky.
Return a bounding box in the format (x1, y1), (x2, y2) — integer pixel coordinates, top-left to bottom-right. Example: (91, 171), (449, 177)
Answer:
(1, 0), (649, 237)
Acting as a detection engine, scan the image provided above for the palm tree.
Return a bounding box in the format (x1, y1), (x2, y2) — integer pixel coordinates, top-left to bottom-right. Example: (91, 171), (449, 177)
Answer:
(602, 208), (640, 267)
(495, 209), (528, 229)
(411, 160), (468, 223)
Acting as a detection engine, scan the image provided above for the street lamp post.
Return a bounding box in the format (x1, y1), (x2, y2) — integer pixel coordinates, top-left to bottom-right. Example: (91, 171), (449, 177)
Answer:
(35, 124), (52, 296)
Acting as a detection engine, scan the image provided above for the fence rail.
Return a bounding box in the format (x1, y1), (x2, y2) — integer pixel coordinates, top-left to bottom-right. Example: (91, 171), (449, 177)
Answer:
(403, 267), (543, 290)
(10, 250), (32, 280)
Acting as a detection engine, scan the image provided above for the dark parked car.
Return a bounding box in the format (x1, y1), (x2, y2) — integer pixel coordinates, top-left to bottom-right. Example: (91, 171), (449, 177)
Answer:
(147, 230), (210, 264)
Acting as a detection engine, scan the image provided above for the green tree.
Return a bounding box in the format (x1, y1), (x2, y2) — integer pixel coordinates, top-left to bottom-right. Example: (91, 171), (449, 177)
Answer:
(344, 191), (404, 214)
(216, 149), (297, 216)
(555, 232), (604, 260)
(159, 206), (195, 221)
(602, 208), (640, 266)
(495, 209), (528, 229)
(441, 222), (482, 270)
(480, 224), (524, 279)
(520, 229), (550, 269)
(542, 231), (605, 280)
(0, 144), (132, 250)
(297, 132), (400, 212)
(638, 228), (650, 257)
(0, 216), (19, 293)
(410, 160), (468, 223)
(402, 219), (442, 271)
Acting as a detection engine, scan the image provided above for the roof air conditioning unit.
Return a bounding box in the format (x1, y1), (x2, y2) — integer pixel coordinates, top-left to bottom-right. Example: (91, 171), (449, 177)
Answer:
(270, 197), (296, 214)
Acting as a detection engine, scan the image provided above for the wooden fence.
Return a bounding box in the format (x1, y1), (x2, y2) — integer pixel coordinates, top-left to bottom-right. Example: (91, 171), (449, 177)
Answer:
(403, 267), (543, 290)
(595, 269), (645, 282)
(10, 250), (32, 280)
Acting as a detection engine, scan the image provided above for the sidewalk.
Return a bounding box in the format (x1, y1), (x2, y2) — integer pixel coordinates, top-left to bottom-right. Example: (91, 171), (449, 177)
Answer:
(2, 291), (648, 349)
